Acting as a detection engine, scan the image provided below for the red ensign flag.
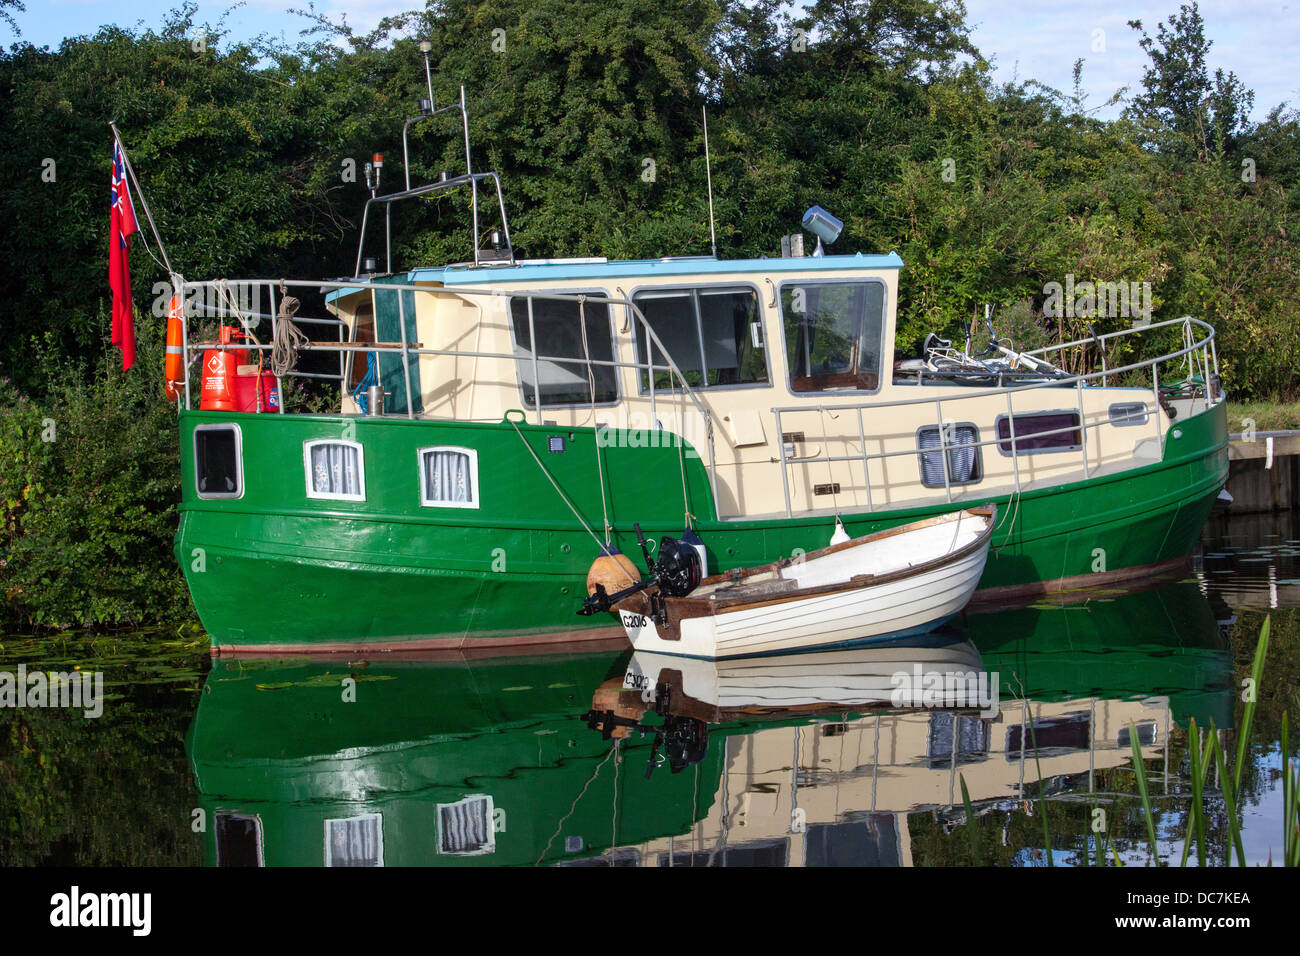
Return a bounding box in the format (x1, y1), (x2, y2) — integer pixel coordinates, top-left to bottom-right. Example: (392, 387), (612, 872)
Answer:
(109, 141), (139, 370)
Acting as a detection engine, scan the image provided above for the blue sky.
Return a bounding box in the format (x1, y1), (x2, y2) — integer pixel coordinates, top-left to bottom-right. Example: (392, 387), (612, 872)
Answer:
(6, 1), (1297, 119)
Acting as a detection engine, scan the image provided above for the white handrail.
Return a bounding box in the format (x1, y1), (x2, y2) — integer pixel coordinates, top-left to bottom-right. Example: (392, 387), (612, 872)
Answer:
(769, 317), (1217, 517)
(179, 277), (721, 512)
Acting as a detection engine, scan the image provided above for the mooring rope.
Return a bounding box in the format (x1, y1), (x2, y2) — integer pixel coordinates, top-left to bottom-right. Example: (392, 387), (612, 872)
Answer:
(536, 742), (618, 866)
(677, 377), (693, 529)
(578, 295), (613, 546)
(995, 484), (1022, 555)
(507, 418), (635, 585)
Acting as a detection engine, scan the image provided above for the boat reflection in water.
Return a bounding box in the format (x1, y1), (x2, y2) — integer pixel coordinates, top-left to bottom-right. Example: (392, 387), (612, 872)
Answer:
(187, 647), (721, 866)
(188, 581), (1232, 866)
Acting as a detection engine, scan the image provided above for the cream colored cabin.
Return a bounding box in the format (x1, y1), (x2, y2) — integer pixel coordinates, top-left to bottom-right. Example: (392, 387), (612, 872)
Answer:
(576, 695), (1171, 867)
(326, 257), (1214, 522)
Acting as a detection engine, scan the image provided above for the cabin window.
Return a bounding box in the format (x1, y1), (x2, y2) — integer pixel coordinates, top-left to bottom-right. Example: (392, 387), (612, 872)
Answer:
(1108, 402), (1149, 427)
(194, 424), (243, 499)
(437, 795), (496, 856)
(1117, 721), (1159, 748)
(781, 280), (886, 393)
(324, 814), (384, 867)
(916, 423), (982, 488)
(631, 286), (768, 390)
(805, 816), (901, 867)
(419, 446), (479, 509)
(510, 296), (617, 407)
(995, 411), (1082, 454)
(1005, 712), (1091, 756)
(927, 713), (990, 766)
(214, 813), (264, 867)
(658, 838), (789, 867)
(557, 848), (642, 867)
(304, 439), (366, 501)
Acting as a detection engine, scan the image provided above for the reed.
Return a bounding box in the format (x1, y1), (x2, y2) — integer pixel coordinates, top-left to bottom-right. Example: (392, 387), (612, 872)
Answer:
(959, 774), (978, 860)
(1129, 617), (1283, 866)
(1128, 726), (1161, 861)
(1283, 712), (1300, 867)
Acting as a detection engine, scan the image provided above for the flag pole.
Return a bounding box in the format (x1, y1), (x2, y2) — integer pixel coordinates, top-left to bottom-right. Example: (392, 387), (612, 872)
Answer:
(110, 121), (187, 408)
(108, 121), (175, 279)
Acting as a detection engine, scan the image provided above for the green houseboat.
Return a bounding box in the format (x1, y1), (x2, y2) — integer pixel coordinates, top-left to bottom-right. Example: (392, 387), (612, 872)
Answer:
(172, 85), (1228, 655)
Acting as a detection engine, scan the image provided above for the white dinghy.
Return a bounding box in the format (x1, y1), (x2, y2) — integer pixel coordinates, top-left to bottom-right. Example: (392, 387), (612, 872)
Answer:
(615, 505), (996, 659)
(619, 636), (989, 722)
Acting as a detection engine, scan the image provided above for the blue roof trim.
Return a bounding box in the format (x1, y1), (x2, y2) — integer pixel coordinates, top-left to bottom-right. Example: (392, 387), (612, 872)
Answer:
(423, 251), (904, 286)
(326, 251), (904, 302)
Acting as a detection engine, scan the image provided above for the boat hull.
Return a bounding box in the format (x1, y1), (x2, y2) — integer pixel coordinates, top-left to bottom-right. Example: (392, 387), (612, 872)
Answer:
(625, 638), (987, 712)
(176, 400), (1228, 653)
(618, 514), (993, 658)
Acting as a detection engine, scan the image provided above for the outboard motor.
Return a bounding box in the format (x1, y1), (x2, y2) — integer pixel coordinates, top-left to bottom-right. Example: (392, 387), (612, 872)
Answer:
(640, 529), (703, 599)
(577, 522), (702, 616)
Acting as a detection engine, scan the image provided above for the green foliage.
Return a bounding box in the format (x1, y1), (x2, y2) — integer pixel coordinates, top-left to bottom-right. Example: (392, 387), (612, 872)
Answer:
(0, 0), (1297, 629)
(0, 316), (190, 630)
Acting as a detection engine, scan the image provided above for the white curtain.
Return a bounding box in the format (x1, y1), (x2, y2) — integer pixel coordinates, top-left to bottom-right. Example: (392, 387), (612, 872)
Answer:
(919, 426), (978, 486)
(327, 816), (381, 867)
(440, 797), (490, 854)
(423, 450), (473, 504)
(310, 443), (362, 497)
(947, 429), (977, 483)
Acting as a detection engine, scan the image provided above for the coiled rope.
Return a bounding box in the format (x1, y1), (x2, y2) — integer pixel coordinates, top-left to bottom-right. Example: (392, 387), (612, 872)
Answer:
(270, 281), (309, 377)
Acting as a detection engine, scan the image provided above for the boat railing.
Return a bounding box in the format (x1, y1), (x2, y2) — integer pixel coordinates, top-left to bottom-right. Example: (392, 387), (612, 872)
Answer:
(356, 83), (516, 272)
(769, 316), (1219, 518)
(176, 276), (720, 507)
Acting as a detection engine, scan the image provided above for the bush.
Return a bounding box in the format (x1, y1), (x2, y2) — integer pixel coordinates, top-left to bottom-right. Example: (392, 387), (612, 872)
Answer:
(0, 314), (192, 631)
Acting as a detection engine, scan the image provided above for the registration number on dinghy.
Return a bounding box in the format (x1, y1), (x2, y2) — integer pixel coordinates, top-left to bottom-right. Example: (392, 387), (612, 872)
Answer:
(622, 669), (651, 691)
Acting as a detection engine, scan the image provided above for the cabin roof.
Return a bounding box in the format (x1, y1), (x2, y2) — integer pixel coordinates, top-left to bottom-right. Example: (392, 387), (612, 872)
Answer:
(326, 251), (904, 302)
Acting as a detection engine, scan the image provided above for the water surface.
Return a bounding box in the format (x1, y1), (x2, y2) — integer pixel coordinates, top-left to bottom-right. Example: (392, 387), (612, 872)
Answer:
(2, 509), (1296, 866)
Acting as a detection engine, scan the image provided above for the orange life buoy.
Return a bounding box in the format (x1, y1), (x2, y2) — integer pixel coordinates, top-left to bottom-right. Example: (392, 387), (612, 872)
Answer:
(164, 295), (185, 401)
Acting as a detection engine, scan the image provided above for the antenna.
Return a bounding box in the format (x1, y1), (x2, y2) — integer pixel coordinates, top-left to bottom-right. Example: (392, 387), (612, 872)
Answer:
(419, 40), (435, 108)
(703, 105), (717, 259)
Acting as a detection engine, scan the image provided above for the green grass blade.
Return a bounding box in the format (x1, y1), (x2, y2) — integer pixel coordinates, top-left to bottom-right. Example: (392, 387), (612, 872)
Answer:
(1283, 711), (1298, 868)
(1209, 724), (1247, 866)
(1181, 718), (1200, 868)
(1197, 727), (1215, 865)
(1234, 617), (1269, 794)
(1282, 712), (1289, 865)
(959, 773), (978, 861)
(1129, 721), (1160, 864)
(1024, 715), (1054, 868)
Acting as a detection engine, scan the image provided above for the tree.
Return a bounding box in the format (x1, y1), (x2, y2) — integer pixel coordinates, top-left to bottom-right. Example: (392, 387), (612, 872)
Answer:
(798, 0), (977, 81)
(1127, 2), (1254, 157)
(0, 0), (24, 38)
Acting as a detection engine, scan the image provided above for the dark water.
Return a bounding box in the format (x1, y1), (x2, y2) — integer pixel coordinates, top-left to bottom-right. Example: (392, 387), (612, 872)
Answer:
(1, 509), (1296, 867)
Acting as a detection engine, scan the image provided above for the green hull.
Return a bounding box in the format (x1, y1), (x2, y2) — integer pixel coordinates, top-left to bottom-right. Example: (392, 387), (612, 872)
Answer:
(175, 401), (1228, 650)
(187, 651), (720, 866)
(965, 581), (1234, 730)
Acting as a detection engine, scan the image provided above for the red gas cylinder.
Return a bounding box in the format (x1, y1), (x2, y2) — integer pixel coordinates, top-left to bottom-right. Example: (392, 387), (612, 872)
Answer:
(200, 326), (249, 411)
